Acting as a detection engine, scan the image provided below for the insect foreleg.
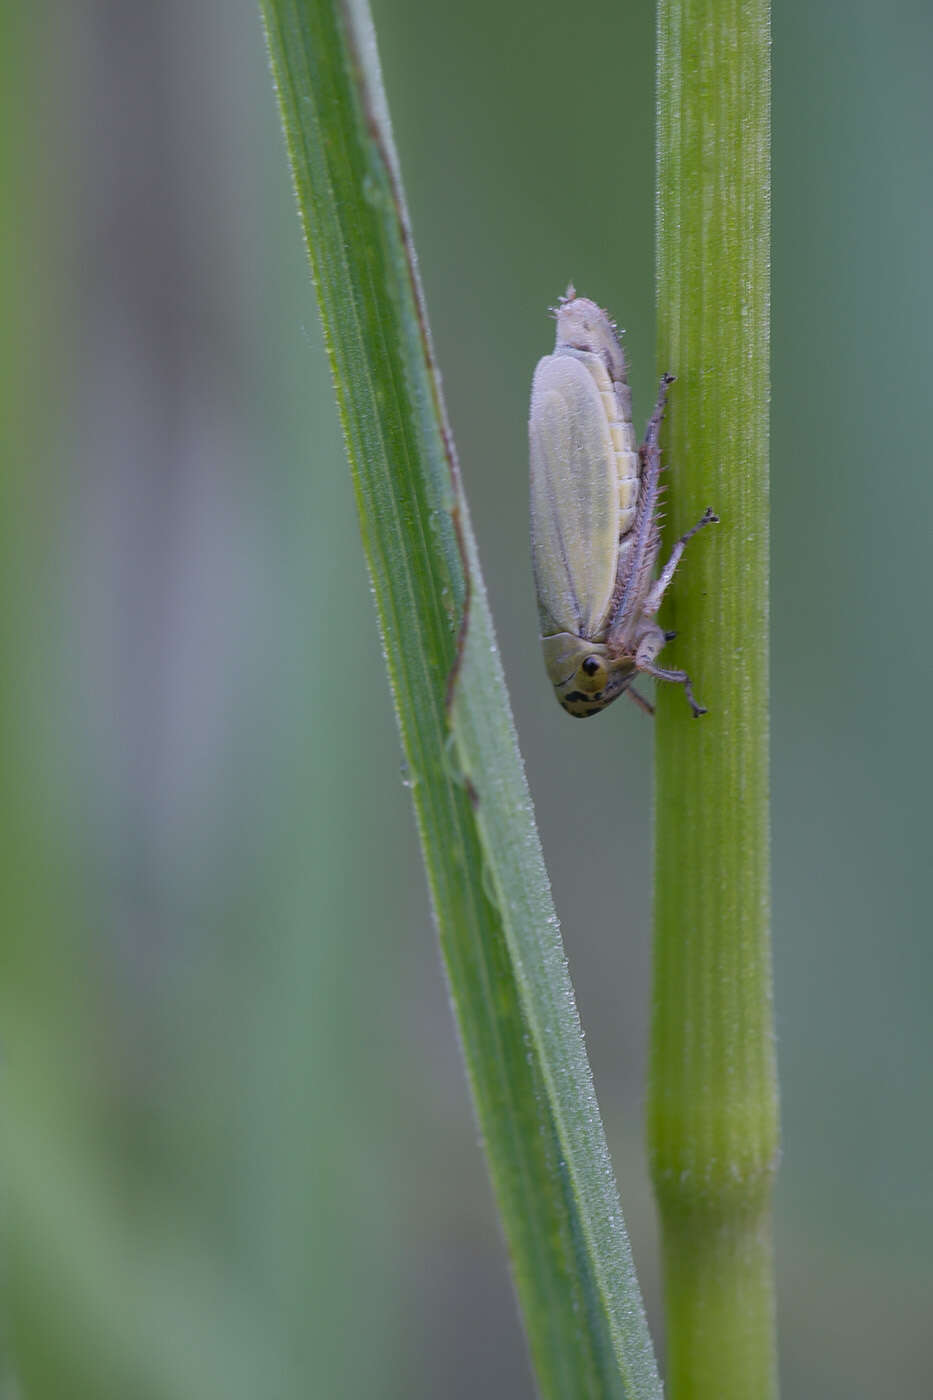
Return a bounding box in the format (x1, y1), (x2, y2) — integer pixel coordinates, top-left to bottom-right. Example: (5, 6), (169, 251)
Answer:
(637, 660), (708, 718)
(640, 507), (719, 619)
(633, 621), (708, 717)
(625, 686), (656, 716)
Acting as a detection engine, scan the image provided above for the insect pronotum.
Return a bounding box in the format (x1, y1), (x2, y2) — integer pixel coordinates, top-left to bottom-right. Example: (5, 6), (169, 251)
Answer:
(529, 286), (718, 718)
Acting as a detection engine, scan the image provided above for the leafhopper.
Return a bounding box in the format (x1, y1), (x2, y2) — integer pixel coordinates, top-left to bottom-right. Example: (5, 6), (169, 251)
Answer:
(529, 287), (717, 718)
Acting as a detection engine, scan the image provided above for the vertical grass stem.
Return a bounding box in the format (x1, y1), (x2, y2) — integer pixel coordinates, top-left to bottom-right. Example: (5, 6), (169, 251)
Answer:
(650, 3), (778, 1396)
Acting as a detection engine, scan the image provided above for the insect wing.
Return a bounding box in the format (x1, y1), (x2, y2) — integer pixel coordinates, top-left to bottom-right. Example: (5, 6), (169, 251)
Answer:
(529, 353), (619, 640)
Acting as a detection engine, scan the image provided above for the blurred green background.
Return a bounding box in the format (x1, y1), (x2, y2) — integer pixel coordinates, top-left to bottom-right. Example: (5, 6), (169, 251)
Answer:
(3, 2), (931, 1396)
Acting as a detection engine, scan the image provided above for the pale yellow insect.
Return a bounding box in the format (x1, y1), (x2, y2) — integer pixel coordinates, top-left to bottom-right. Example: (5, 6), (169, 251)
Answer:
(529, 287), (717, 718)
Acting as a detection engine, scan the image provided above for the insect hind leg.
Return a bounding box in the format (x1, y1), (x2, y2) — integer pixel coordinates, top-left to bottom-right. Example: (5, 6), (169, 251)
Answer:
(642, 373), (676, 450)
(641, 507), (718, 619)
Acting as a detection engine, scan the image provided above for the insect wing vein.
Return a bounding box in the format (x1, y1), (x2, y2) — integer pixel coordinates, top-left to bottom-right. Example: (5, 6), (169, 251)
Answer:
(529, 354), (619, 640)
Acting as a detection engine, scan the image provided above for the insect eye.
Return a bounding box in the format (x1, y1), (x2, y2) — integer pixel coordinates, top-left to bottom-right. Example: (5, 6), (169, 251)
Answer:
(578, 655), (607, 693)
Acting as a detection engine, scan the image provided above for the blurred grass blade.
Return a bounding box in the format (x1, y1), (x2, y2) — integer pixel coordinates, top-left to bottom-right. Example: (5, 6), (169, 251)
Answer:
(260, 1), (661, 1394)
(650, 2), (778, 1397)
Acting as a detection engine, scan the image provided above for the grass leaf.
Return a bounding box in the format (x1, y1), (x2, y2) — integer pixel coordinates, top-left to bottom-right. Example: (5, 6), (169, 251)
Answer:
(260, 1), (663, 1395)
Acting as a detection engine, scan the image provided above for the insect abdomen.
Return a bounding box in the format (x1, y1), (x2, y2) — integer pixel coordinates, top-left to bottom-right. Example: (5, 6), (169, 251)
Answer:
(572, 351), (640, 542)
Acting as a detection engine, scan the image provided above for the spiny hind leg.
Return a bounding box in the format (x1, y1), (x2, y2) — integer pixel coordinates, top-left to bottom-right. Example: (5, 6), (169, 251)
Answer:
(641, 507), (719, 619)
(634, 622), (707, 718)
(606, 376), (677, 654)
(642, 373), (676, 451)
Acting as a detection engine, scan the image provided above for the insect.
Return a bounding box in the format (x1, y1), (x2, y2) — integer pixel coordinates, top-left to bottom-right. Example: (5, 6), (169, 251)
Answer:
(529, 286), (718, 718)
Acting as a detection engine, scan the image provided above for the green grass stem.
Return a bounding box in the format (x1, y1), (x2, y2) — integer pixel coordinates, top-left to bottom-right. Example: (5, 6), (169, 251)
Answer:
(650, 2), (778, 1396)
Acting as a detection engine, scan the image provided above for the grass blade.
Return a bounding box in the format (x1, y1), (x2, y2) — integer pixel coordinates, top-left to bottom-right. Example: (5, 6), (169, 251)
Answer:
(260, 1), (662, 1394)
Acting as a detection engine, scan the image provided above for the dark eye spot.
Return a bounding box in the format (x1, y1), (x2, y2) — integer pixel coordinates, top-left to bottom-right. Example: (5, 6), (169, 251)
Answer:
(582, 656), (601, 677)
